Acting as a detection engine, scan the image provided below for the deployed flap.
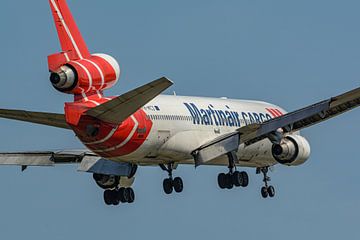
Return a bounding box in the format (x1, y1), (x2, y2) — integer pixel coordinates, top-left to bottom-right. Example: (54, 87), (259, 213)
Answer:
(0, 109), (70, 129)
(0, 150), (98, 166)
(78, 157), (135, 176)
(192, 132), (240, 167)
(192, 87), (360, 165)
(85, 77), (173, 124)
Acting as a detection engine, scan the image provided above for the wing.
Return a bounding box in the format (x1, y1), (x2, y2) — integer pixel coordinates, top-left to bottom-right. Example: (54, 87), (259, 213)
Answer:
(85, 77), (173, 124)
(0, 109), (70, 129)
(193, 87), (360, 166)
(0, 150), (140, 177)
(0, 150), (97, 167)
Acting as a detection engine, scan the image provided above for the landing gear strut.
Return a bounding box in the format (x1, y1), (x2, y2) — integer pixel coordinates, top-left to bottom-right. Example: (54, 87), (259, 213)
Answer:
(217, 151), (249, 189)
(256, 167), (275, 198)
(103, 187), (135, 205)
(160, 163), (183, 194)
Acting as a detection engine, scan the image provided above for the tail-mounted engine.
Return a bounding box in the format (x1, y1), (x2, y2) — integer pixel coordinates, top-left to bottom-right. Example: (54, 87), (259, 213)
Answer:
(271, 135), (311, 166)
(48, 0), (120, 95)
(48, 53), (120, 94)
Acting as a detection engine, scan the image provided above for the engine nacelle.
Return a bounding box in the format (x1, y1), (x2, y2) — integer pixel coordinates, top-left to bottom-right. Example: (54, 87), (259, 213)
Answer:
(91, 163), (137, 189)
(93, 173), (120, 190)
(271, 135), (311, 166)
(49, 53), (120, 94)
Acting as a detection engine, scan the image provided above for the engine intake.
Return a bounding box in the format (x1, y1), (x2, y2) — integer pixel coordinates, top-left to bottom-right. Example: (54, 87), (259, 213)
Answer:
(272, 135), (310, 166)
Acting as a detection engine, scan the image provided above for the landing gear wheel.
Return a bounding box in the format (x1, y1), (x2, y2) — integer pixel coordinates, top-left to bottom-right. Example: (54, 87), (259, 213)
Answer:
(232, 171), (249, 187)
(218, 173), (227, 189)
(103, 189), (120, 205)
(160, 163), (184, 195)
(240, 171), (249, 187)
(126, 188), (135, 203)
(267, 185), (275, 198)
(103, 190), (113, 205)
(225, 173), (234, 189)
(118, 187), (129, 203)
(232, 171), (242, 187)
(261, 186), (268, 198)
(163, 178), (173, 194)
(173, 177), (183, 193)
(257, 167), (276, 199)
(112, 194), (120, 205)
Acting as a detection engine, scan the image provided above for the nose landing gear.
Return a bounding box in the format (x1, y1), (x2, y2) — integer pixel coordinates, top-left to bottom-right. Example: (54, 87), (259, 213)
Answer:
(257, 167), (275, 198)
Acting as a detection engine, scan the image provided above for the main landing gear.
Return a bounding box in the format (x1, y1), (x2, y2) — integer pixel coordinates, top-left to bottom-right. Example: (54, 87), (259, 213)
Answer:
(256, 167), (275, 198)
(103, 187), (135, 205)
(160, 163), (184, 194)
(217, 152), (249, 189)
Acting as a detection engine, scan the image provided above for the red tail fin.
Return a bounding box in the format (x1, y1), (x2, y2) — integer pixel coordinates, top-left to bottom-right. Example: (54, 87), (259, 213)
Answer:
(49, 0), (90, 60)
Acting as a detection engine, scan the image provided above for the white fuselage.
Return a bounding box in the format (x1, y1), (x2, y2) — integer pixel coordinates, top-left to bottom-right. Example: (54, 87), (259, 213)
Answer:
(114, 95), (293, 168)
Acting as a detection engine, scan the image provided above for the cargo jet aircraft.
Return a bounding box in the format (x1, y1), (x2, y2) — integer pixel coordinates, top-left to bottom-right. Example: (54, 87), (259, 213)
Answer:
(0, 0), (359, 205)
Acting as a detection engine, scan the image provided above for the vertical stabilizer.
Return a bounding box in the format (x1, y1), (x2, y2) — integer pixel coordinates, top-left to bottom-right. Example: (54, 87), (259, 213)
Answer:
(49, 0), (90, 60)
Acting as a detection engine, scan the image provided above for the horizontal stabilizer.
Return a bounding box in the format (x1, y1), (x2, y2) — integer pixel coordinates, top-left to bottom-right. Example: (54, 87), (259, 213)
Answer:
(85, 77), (173, 124)
(0, 109), (70, 129)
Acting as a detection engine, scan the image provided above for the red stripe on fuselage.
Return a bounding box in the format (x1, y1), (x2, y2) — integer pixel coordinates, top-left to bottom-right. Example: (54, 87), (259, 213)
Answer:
(65, 99), (152, 158)
(265, 108), (278, 117)
(273, 108), (283, 117)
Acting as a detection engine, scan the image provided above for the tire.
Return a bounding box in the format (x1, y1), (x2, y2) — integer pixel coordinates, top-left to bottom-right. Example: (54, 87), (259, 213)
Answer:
(240, 171), (249, 187)
(261, 186), (268, 198)
(217, 173), (227, 189)
(173, 177), (183, 193)
(109, 190), (120, 205)
(163, 178), (173, 194)
(126, 188), (135, 203)
(225, 173), (233, 189)
(232, 171), (242, 187)
(267, 185), (275, 198)
(118, 187), (128, 203)
(103, 190), (112, 205)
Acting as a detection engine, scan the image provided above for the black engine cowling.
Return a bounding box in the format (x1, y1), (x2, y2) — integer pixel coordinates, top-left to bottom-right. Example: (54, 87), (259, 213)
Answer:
(271, 135), (311, 166)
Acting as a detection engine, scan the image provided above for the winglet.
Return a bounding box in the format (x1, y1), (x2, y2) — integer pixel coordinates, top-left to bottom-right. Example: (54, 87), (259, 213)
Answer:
(49, 0), (90, 60)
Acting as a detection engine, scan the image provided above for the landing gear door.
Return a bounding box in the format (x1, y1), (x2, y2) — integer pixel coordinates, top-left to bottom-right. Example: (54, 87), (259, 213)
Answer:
(147, 130), (171, 157)
(157, 130), (171, 147)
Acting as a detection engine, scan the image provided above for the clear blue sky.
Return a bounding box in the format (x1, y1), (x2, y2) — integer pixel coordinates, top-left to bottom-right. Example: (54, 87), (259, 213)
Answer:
(1, 0), (359, 239)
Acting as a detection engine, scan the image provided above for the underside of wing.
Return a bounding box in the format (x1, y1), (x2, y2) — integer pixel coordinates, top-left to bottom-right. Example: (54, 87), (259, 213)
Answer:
(0, 150), (140, 177)
(192, 87), (360, 165)
(0, 150), (97, 166)
(0, 109), (70, 129)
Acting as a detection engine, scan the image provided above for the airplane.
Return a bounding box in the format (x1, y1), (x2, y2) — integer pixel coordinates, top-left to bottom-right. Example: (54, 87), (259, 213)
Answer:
(0, 0), (359, 206)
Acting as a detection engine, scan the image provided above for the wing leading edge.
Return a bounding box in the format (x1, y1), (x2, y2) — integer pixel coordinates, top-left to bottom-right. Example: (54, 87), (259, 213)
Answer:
(193, 87), (360, 165)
